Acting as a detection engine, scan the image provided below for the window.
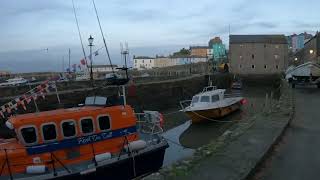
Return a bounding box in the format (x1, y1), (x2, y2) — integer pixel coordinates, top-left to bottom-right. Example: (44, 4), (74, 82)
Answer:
(98, 116), (111, 131)
(212, 95), (220, 102)
(81, 118), (94, 134)
(21, 126), (37, 144)
(274, 55), (279, 59)
(239, 55), (243, 59)
(239, 65), (242, 69)
(276, 65), (279, 69)
(252, 65), (255, 69)
(264, 65), (267, 69)
(264, 44), (267, 48)
(240, 44), (244, 47)
(192, 96), (199, 104)
(275, 45), (279, 49)
(150, 60), (151, 63)
(252, 54), (255, 59)
(62, 120), (76, 138)
(142, 60), (144, 63)
(42, 124), (57, 141)
(135, 60), (137, 63)
(200, 96), (210, 102)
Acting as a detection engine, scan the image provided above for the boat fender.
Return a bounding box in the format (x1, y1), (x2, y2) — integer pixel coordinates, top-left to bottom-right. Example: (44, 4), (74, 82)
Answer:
(125, 140), (147, 152)
(5, 121), (13, 130)
(94, 152), (112, 162)
(26, 165), (47, 174)
(159, 113), (164, 128)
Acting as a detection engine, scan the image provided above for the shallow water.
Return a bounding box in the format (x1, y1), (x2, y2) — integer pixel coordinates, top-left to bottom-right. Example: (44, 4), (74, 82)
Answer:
(162, 121), (195, 166)
(162, 85), (279, 166)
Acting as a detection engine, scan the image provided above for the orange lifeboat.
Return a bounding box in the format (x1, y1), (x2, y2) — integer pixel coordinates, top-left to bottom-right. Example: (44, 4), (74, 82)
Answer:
(0, 96), (168, 179)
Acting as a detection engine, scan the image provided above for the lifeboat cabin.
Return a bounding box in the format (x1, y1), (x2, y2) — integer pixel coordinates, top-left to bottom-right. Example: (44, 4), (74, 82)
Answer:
(0, 96), (168, 179)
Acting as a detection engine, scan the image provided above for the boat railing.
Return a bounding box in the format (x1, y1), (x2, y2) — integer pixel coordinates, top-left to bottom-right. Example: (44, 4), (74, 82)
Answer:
(202, 86), (217, 93)
(135, 112), (163, 135)
(179, 100), (192, 110)
(224, 91), (243, 98)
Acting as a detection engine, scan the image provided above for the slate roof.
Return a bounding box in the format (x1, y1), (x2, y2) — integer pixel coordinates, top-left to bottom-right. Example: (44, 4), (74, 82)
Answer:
(230, 35), (288, 44)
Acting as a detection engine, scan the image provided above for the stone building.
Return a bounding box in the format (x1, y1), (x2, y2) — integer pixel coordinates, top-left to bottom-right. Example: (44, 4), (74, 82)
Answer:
(154, 57), (173, 68)
(229, 35), (288, 75)
(302, 32), (320, 64)
(190, 46), (209, 57)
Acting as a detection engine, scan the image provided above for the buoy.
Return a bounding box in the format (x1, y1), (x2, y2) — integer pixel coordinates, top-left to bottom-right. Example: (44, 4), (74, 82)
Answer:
(240, 98), (248, 105)
(26, 165), (47, 174)
(125, 140), (147, 152)
(95, 152), (112, 162)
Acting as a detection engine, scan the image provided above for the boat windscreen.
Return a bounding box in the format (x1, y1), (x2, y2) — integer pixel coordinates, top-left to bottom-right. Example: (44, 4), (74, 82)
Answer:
(85, 96), (107, 106)
(192, 96), (199, 104)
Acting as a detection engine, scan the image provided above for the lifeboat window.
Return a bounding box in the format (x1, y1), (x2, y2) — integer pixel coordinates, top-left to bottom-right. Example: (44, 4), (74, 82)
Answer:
(200, 96), (210, 102)
(21, 126), (37, 144)
(42, 123), (57, 142)
(98, 115), (111, 131)
(80, 118), (94, 134)
(62, 120), (76, 138)
(212, 95), (220, 102)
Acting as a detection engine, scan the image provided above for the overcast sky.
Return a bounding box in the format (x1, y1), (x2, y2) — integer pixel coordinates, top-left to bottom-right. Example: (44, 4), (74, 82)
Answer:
(0, 0), (319, 73)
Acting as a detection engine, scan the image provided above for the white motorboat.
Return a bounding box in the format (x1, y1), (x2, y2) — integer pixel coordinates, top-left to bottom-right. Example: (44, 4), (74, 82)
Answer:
(286, 62), (320, 88)
(180, 86), (246, 123)
(0, 77), (28, 87)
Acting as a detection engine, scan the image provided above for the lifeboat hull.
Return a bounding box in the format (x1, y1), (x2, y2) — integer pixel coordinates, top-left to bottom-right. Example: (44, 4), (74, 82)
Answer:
(3, 141), (168, 180)
(185, 102), (241, 123)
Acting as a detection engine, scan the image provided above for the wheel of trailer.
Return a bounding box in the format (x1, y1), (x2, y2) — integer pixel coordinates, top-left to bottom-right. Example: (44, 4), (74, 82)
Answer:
(292, 83), (295, 88)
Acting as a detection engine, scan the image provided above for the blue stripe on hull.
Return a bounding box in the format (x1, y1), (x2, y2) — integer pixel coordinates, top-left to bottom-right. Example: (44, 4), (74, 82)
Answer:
(26, 126), (137, 155)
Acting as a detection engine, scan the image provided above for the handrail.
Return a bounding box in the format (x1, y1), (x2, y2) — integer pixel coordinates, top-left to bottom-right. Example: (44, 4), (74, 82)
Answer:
(202, 86), (217, 92)
(135, 112), (164, 135)
(179, 100), (192, 110)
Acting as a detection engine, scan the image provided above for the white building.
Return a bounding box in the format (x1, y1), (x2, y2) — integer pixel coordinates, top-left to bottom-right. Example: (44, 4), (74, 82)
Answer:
(133, 56), (156, 70)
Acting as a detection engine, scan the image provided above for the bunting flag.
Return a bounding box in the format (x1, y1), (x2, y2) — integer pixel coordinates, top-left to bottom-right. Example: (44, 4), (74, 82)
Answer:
(20, 100), (26, 110)
(94, 50), (99, 56)
(26, 97), (32, 104)
(80, 59), (86, 65)
(0, 80), (56, 119)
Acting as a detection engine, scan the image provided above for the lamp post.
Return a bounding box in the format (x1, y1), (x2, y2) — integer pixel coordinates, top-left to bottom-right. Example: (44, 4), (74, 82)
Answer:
(88, 35), (94, 81)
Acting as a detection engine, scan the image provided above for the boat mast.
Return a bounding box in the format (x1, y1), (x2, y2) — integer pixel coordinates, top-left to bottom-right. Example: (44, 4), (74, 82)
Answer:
(72, 0), (89, 74)
(91, 0), (115, 75)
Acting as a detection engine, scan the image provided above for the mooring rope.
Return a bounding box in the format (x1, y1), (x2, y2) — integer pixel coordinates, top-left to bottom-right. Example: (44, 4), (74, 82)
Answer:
(189, 110), (235, 123)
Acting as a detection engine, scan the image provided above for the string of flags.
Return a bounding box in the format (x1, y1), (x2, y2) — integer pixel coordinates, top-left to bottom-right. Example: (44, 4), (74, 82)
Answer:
(0, 81), (58, 119)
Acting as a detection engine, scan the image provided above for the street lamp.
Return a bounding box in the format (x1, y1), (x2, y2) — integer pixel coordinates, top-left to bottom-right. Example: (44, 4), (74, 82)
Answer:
(294, 57), (298, 61)
(88, 35), (94, 81)
(309, 49), (314, 54)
